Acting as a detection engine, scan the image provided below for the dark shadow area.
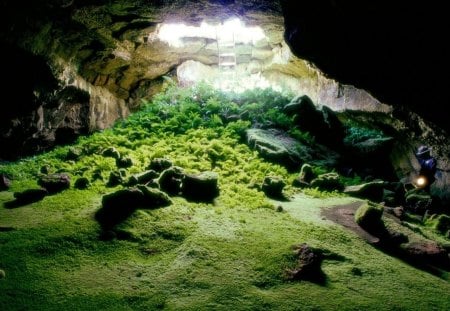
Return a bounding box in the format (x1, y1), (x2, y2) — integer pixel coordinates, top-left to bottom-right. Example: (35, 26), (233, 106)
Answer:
(4, 189), (48, 208)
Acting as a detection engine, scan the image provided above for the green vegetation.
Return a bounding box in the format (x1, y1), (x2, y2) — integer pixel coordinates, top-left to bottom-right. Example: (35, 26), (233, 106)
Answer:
(1, 85), (449, 310)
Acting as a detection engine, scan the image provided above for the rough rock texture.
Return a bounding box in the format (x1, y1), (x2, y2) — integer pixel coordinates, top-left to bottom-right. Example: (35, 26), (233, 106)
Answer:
(288, 243), (324, 282)
(344, 181), (385, 203)
(354, 201), (384, 232)
(261, 176), (285, 198)
(38, 173), (71, 194)
(182, 171), (219, 202)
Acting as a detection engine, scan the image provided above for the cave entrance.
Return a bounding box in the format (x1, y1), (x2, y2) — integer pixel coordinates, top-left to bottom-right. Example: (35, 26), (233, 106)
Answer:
(153, 18), (282, 92)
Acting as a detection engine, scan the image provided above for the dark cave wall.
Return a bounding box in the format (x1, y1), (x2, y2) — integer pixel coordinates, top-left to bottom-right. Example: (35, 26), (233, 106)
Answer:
(281, 0), (450, 133)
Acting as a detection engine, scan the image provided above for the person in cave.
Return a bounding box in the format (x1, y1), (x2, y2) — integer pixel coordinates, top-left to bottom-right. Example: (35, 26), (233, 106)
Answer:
(414, 145), (437, 193)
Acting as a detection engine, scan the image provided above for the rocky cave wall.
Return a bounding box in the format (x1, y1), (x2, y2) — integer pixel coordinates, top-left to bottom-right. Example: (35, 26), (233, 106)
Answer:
(1, 0), (389, 159)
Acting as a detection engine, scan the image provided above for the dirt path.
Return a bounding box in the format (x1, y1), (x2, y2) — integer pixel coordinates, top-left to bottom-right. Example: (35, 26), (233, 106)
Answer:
(321, 201), (380, 244)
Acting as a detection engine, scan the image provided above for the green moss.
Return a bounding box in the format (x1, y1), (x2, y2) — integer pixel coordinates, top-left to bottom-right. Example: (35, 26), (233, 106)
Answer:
(1, 84), (450, 310)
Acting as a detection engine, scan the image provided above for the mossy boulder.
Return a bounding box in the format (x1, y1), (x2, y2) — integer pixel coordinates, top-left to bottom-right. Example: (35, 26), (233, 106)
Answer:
(288, 243), (324, 282)
(137, 185), (172, 208)
(107, 171), (123, 187)
(96, 188), (144, 229)
(310, 173), (343, 191)
(299, 163), (316, 183)
(261, 176), (285, 198)
(354, 201), (384, 231)
(158, 166), (184, 195)
(74, 177), (90, 190)
(147, 158), (173, 172)
(425, 214), (450, 235)
(129, 170), (159, 186)
(182, 171), (219, 202)
(102, 147), (121, 160)
(344, 181), (385, 202)
(38, 173), (71, 194)
(66, 147), (82, 160)
(405, 189), (433, 214)
(116, 156), (133, 168)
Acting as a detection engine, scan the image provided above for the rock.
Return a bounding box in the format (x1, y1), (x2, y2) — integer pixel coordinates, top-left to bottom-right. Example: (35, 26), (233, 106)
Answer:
(382, 189), (396, 206)
(321, 105), (345, 146)
(38, 173), (71, 194)
(351, 137), (394, 156)
(310, 173), (343, 191)
(344, 181), (385, 202)
(298, 163), (316, 184)
(283, 95), (315, 116)
(74, 177), (90, 190)
(91, 169), (103, 181)
(405, 189), (433, 214)
(13, 188), (48, 204)
(384, 206), (405, 219)
(137, 185), (172, 208)
(107, 171), (123, 187)
(102, 147), (121, 160)
(288, 243), (324, 282)
(400, 241), (449, 268)
(96, 188), (144, 229)
(0, 269), (5, 279)
(116, 156), (133, 168)
(0, 174), (11, 191)
(128, 170), (159, 186)
(158, 166), (184, 195)
(182, 171), (219, 202)
(292, 179), (310, 188)
(246, 128), (302, 169)
(425, 214), (450, 235)
(354, 201), (384, 232)
(147, 158), (173, 172)
(40, 165), (51, 174)
(66, 147), (82, 160)
(261, 176), (285, 198)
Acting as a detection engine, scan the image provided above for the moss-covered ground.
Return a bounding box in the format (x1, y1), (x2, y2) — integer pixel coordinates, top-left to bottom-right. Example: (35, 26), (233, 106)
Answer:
(1, 85), (449, 310)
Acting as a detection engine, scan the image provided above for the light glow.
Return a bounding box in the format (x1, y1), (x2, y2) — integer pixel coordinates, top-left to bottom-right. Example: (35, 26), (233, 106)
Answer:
(155, 18), (266, 48)
(416, 176), (427, 187)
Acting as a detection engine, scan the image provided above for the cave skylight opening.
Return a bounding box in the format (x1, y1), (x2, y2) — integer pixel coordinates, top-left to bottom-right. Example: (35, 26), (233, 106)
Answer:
(156, 18), (266, 48)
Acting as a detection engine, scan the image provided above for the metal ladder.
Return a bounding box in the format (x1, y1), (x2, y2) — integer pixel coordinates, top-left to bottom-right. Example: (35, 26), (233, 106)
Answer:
(216, 28), (237, 83)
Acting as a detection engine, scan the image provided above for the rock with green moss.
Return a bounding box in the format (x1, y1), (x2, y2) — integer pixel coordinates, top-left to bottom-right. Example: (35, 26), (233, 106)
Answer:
(261, 176), (285, 198)
(354, 201), (384, 231)
(102, 147), (121, 160)
(310, 173), (343, 191)
(292, 163), (316, 188)
(344, 181), (385, 202)
(38, 173), (71, 194)
(116, 156), (133, 168)
(246, 128), (301, 169)
(182, 171), (219, 202)
(128, 170), (159, 186)
(425, 214), (450, 235)
(147, 158), (173, 172)
(66, 147), (82, 160)
(137, 185), (172, 208)
(405, 189), (433, 214)
(74, 177), (90, 190)
(158, 166), (184, 195)
(107, 171), (123, 187)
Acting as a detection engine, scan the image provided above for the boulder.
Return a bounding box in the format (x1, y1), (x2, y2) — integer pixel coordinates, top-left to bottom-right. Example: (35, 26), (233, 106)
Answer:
(182, 171), (219, 202)
(298, 163), (316, 184)
(96, 188), (144, 229)
(321, 105), (345, 146)
(344, 181), (385, 202)
(246, 128), (302, 169)
(284, 95), (316, 115)
(354, 201), (384, 232)
(400, 242), (449, 269)
(137, 185), (172, 208)
(116, 156), (133, 168)
(405, 189), (433, 214)
(66, 147), (82, 160)
(128, 170), (159, 186)
(158, 166), (184, 195)
(13, 188), (48, 204)
(74, 177), (90, 190)
(102, 147), (121, 160)
(425, 214), (450, 235)
(147, 158), (173, 172)
(0, 174), (11, 191)
(38, 173), (71, 194)
(310, 173), (343, 191)
(261, 176), (285, 198)
(288, 243), (324, 282)
(107, 171), (123, 187)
